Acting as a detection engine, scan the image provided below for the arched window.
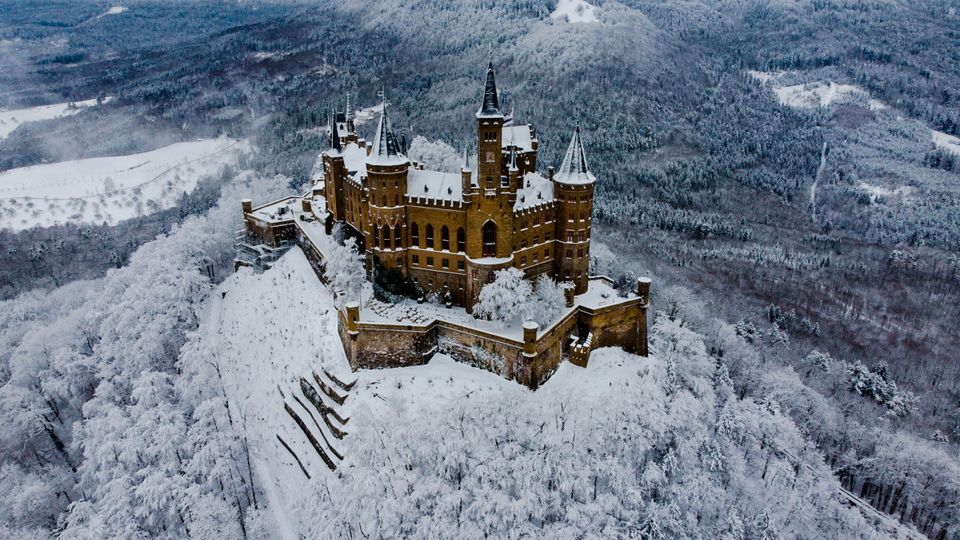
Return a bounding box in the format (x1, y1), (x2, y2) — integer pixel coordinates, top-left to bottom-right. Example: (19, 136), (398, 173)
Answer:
(381, 196), (387, 206)
(441, 226), (450, 251)
(482, 221), (497, 257)
(456, 228), (465, 252)
(426, 224), (434, 249)
(394, 226), (402, 247)
(372, 226), (380, 247)
(382, 225), (391, 249)
(411, 223), (419, 246)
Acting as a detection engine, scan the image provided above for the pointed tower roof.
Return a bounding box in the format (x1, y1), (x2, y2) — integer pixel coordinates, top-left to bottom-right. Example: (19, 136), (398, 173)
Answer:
(476, 62), (503, 119)
(554, 122), (595, 185)
(329, 110), (343, 154)
(367, 98), (407, 167)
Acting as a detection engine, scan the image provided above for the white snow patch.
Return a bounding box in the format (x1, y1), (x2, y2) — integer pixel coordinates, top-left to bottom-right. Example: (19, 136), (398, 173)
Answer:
(773, 81), (886, 110)
(104, 6), (128, 15)
(0, 138), (248, 230)
(857, 181), (915, 203)
(550, 0), (600, 23)
(747, 72), (886, 111)
(0, 97), (113, 140)
(932, 129), (960, 156)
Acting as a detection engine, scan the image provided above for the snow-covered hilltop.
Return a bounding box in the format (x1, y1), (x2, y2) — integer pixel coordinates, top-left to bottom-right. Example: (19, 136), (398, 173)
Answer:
(196, 247), (903, 538)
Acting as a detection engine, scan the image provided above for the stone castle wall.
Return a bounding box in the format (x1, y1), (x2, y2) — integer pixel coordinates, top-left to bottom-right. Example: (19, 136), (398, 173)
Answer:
(339, 294), (647, 389)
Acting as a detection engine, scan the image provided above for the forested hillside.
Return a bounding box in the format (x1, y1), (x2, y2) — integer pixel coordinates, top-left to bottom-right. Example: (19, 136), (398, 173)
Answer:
(1, 0), (958, 538)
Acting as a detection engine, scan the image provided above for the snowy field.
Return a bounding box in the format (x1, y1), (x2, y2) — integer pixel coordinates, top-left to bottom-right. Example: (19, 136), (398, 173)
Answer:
(550, 0), (600, 23)
(748, 71), (886, 110)
(0, 138), (248, 230)
(0, 97), (112, 140)
(932, 129), (960, 156)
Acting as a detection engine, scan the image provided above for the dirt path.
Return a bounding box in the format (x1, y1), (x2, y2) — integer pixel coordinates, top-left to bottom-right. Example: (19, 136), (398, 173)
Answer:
(810, 141), (828, 222)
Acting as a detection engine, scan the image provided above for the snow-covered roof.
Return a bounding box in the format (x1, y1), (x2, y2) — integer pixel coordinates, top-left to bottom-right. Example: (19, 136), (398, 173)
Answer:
(514, 172), (555, 211)
(341, 142), (368, 175)
(407, 169), (462, 202)
(250, 197), (299, 223)
(554, 125), (595, 185)
(502, 124), (534, 152)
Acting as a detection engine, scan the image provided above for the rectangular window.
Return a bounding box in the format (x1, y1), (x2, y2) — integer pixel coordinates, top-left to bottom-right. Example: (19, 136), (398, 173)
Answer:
(566, 232), (573, 242)
(521, 239), (527, 248)
(412, 255), (419, 265)
(442, 259), (449, 269)
(533, 236), (539, 245)
(545, 232), (552, 241)
(457, 260), (465, 271)
(566, 249), (572, 258)
(427, 256), (434, 267)
(577, 249), (584, 257)
(533, 253), (539, 262)
(520, 256), (527, 266)
(545, 248), (550, 258)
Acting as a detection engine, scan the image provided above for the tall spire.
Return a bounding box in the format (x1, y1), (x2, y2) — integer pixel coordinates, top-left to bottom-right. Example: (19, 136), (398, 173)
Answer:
(555, 121), (595, 185)
(477, 62), (503, 118)
(345, 92), (352, 121)
(508, 133), (518, 171)
(367, 93), (406, 166)
(329, 110), (342, 153)
(461, 144), (470, 172)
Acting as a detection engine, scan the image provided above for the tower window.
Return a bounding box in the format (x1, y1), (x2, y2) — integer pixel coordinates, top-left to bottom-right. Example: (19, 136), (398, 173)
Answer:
(441, 226), (450, 251)
(426, 225), (434, 249)
(395, 226), (402, 247)
(482, 221), (497, 257)
(411, 222), (419, 246)
(457, 228), (465, 252)
(382, 225), (391, 249)
(372, 227), (380, 247)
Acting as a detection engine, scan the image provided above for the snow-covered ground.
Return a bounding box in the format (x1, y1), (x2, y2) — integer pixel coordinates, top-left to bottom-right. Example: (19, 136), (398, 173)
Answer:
(932, 129), (960, 156)
(550, 0), (600, 23)
(205, 247), (644, 535)
(0, 138), (249, 230)
(0, 97), (113, 139)
(103, 6), (128, 16)
(748, 71), (886, 110)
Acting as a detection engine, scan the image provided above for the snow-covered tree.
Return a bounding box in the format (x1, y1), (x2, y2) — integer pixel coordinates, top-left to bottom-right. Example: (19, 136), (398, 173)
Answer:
(406, 136), (461, 172)
(473, 267), (531, 325)
(323, 237), (364, 305)
(522, 275), (566, 327)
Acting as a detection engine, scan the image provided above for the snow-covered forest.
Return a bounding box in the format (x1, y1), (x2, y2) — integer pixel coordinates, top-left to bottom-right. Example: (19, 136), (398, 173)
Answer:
(1, 0), (959, 538)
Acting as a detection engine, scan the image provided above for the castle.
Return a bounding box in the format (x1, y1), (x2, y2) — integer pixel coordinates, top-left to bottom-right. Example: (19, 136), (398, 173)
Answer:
(322, 63), (594, 310)
(237, 63), (650, 387)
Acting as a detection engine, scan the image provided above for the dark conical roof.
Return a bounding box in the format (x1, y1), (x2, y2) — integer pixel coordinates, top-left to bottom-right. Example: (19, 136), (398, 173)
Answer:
(555, 122), (595, 185)
(477, 62), (503, 118)
(329, 110), (342, 153)
(368, 100), (407, 166)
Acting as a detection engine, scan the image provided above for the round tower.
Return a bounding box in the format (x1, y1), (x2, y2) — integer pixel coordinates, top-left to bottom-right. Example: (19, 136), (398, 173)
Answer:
(365, 100), (409, 271)
(553, 123), (595, 295)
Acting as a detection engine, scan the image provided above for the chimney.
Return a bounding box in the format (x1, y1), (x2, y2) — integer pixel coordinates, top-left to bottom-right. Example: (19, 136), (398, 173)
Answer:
(302, 198), (313, 213)
(547, 166), (555, 181)
(241, 199), (253, 213)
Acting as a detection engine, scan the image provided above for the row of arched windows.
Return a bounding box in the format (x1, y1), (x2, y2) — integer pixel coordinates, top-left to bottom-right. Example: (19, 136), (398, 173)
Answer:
(371, 224), (403, 249)
(410, 223), (466, 252)
(371, 223), (470, 253)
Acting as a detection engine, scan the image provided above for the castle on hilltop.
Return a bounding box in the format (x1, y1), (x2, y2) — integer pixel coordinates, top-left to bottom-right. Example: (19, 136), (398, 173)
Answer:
(322, 62), (594, 311)
(237, 63), (650, 387)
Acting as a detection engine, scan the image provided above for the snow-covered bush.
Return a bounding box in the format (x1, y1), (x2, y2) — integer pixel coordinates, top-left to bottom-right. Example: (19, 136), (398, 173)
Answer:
(473, 267), (531, 325)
